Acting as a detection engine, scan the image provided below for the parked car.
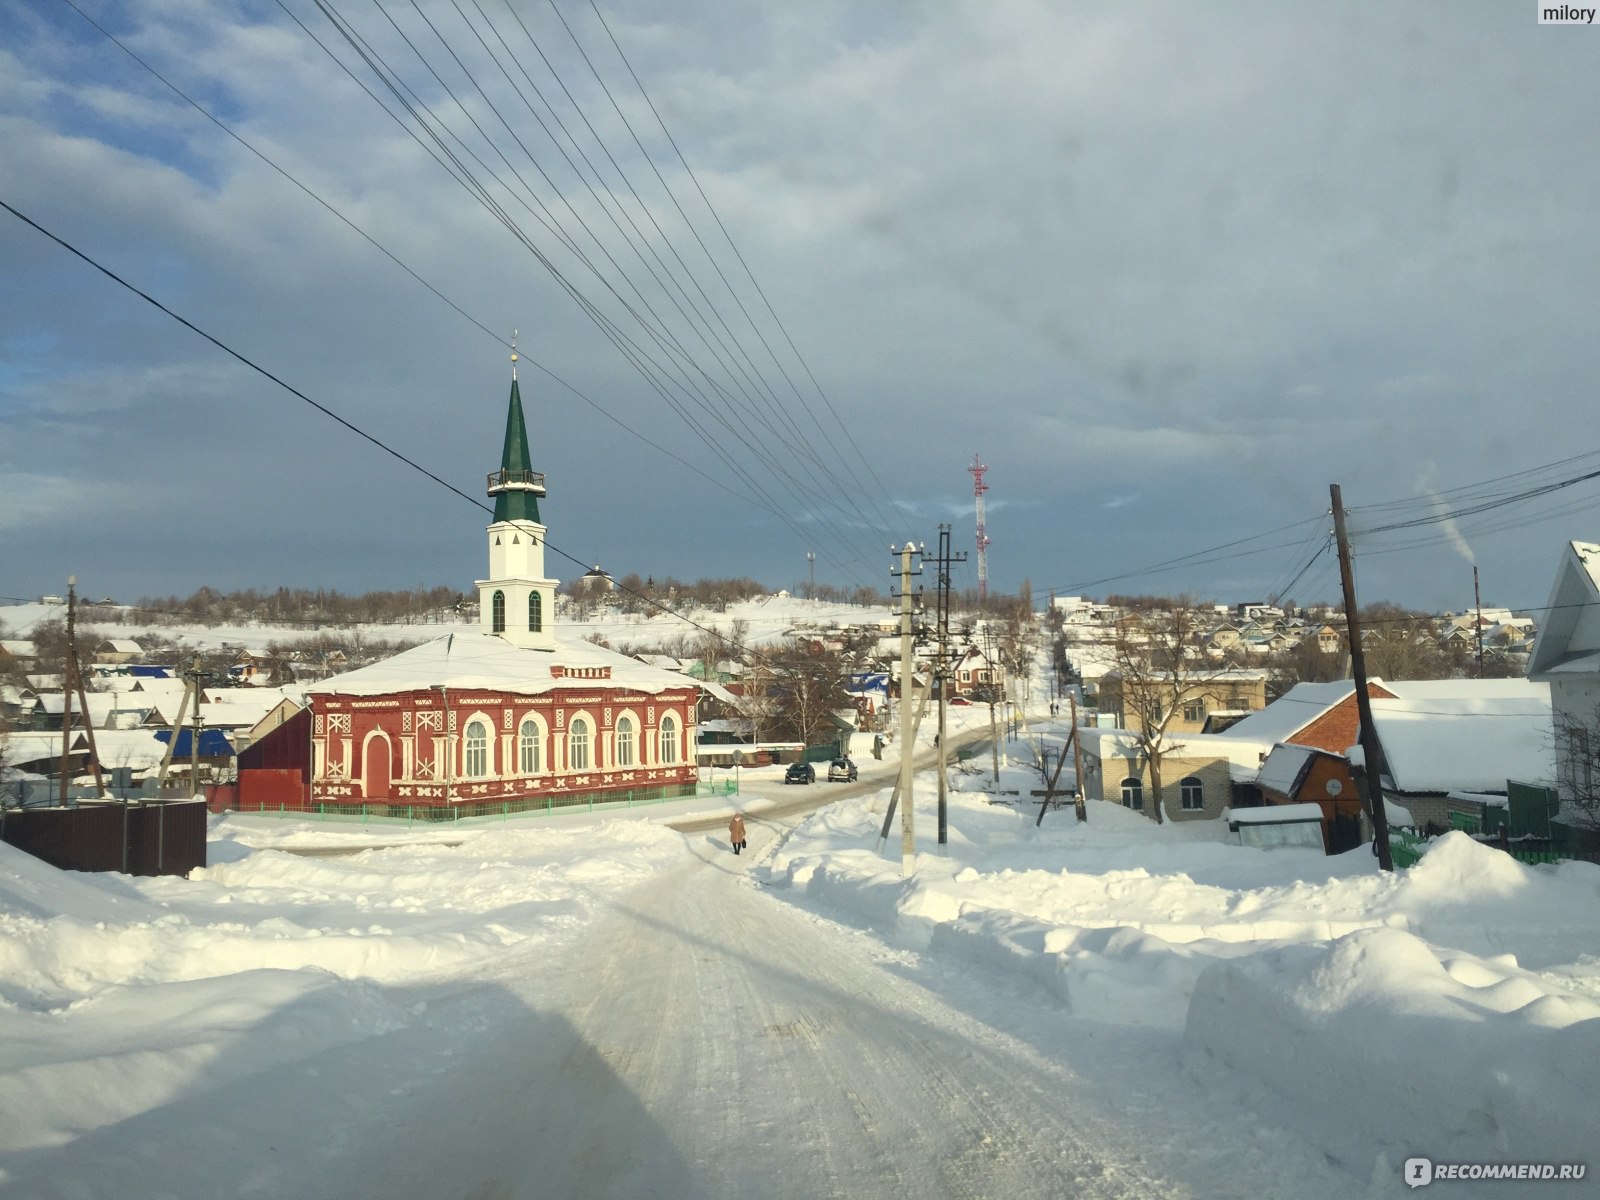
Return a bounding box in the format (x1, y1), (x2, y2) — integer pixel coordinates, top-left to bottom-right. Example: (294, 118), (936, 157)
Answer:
(784, 761), (816, 785)
(827, 758), (858, 782)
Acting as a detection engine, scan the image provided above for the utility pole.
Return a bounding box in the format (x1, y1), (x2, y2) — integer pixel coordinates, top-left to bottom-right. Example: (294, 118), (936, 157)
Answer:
(189, 655), (203, 797)
(807, 550), (815, 600)
(154, 675), (192, 796)
(980, 624), (1002, 783)
(1330, 484), (1394, 871)
(1473, 565), (1485, 679)
(894, 542), (922, 876)
(876, 679), (932, 848)
(1069, 691), (1087, 822)
(57, 577), (108, 807)
(931, 525), (966, 846)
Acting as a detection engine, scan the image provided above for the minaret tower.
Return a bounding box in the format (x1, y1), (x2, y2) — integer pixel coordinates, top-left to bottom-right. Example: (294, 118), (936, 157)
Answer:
(477, 334), (558, 650)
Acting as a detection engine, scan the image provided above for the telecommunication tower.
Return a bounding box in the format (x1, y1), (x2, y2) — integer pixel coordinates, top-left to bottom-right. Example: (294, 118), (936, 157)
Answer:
(968, 454), (990, 602)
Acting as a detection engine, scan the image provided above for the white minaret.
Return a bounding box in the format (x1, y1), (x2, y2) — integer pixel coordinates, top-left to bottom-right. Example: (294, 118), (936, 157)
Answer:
(476, 337), (558, 650)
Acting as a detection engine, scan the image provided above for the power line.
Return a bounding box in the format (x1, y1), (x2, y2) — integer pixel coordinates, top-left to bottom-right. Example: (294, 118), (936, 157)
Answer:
(358, 0), (895, 558)
(584, 0), (904, 530)
(57, 0), (771, 520)
(0, 197), (863, 671)
(296, 0), (890, 582)
(1354, 467), (1600, 537)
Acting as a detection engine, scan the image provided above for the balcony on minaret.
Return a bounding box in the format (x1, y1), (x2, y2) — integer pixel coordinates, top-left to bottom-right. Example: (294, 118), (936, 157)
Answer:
(487, 468), (546, 497)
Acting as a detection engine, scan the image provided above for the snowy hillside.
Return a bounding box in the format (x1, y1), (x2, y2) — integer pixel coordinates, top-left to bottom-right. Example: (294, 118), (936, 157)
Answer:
(0, 593), (901, 658)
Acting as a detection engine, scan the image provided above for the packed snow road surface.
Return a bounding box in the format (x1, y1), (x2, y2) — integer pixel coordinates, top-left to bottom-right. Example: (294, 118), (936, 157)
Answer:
(467, 824), (1353, 1200)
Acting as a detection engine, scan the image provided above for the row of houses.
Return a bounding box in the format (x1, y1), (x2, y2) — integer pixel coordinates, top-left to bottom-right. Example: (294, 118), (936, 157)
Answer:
(1049, 595), (1538, 666)
(1077, 676), (1550, 846)
(1071, 541), (1600, 856)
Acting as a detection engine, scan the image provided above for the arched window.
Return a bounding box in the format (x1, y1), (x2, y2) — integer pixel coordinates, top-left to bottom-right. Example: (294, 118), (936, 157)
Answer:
(465, 720), (490, 777)
(616, 716), (635, 767)
(1180, 776), (1204, 811)
(658, 714), (678, 764)
(491, 591), (506, 634)
(1120, 776), (1143, 810)
(519, 718), (542, 774)
(569, 717), (591, 771)
(529, 592), (542, 633)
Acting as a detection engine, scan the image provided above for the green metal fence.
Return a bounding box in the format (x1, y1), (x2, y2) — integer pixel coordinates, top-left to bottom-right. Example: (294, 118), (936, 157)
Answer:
(1389, 828), (1600, 870)
(232, 778), (737, 827)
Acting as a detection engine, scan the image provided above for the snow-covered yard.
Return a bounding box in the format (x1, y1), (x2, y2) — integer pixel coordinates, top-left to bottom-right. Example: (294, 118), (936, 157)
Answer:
(2, 745), (1596, 1197)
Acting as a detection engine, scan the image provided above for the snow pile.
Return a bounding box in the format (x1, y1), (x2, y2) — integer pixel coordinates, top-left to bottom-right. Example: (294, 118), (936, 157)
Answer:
(1186, 926), (1598, 1171)
(763, 791), (1600, 1175)
(0, 817), (688, 1157)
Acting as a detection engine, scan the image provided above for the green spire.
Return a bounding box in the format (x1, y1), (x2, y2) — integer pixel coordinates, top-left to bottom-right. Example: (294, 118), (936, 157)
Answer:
(490, 376), (542, 523)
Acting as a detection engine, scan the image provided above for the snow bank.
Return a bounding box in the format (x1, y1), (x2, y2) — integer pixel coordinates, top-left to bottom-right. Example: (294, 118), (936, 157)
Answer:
(762, 789), (1600, 1174)
(1185, 926), (1599, 1172)
(0, 817), (691, 1158)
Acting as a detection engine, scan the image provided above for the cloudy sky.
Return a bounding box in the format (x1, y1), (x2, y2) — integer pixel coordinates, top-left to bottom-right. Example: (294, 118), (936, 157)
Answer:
(3, 1), (1598, 616)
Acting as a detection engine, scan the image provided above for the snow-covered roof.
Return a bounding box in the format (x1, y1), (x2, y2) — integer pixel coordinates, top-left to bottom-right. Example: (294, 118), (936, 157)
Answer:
(1369, 681), (1553, 794)
(1079, 727), (1276, 781)
(1231, 802), (1324, 825)
(80, 729), (175, 773)
(306, 630), (706, 699)
(3, 732), (75, 765)
(1256, 743), (1323, 795)
(1212, 680), (1358, 746)
(1448, 789), (1511, 809)
(634, 654), (683, 671)
(1528, 540), (1600, 678)
(35, 693), (121, 722)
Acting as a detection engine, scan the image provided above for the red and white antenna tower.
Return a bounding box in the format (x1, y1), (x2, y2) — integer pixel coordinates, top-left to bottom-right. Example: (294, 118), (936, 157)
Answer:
(968, 454), (990, 602)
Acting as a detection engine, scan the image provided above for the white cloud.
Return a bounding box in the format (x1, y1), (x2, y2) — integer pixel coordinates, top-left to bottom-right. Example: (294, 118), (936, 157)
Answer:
(2, 1), (1597, 610)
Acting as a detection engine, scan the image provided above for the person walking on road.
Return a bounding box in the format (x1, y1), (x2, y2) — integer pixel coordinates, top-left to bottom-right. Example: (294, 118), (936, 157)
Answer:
(728, 812), (747, 855)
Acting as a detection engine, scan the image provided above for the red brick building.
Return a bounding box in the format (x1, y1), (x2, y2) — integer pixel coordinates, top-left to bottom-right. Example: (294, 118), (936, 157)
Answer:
(238, 360), (702, 812)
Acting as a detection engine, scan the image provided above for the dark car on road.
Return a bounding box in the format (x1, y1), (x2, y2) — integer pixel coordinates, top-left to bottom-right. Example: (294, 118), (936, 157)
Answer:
(784, 761), (816, 784)
(827, 758), (858, 782)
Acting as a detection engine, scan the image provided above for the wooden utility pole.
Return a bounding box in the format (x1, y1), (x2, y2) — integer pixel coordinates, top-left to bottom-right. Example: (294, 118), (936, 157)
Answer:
(931, 525), (966, 847)
(876, 679), (932, 847)
(189, 655), (203, 797)
(1032, 732), (1072, 826)
(58, 578), (107, 806)
(894, 543), (921, 876)
(1330, 484), (1394, 871)
(1473, 565), (1485, 679)
(154, 681), (192, 795)
(1069, 692), (1087, 823)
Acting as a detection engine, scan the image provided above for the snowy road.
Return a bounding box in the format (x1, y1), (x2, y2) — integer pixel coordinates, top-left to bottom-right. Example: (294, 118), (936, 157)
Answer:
(462, 821), (1358, 1200)
(2, 802), (1375, 1200)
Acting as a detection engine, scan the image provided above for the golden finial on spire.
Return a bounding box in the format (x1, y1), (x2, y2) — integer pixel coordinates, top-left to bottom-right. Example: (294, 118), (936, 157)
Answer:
(510, 329), (519, 380)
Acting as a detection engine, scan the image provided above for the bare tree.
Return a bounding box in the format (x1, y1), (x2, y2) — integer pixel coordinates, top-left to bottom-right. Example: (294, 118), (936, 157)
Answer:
(1552, 701), (1600, 832)
(1265, 631), (1348, 698)
(1102, 600), (1235, 824)
(748, 638), (854, 748)
(1359, 604), (1451, 680)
